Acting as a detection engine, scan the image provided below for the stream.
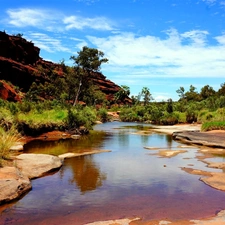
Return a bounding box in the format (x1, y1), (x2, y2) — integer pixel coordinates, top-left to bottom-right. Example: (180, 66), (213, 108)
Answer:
(1, 121), (225, 225)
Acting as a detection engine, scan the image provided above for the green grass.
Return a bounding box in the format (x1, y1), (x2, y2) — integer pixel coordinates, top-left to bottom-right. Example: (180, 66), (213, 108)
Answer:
(16, 109), (67, 129)
(201, 121), (225, 131)
(0, 126), (21, 167)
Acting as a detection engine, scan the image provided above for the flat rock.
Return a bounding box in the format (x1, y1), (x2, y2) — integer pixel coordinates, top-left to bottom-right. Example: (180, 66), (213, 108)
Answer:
(85, 218), (140, 225)
(173, 131), (225, 148)
(15, 154), (62, 179)
(158, 150), (187, 158)
(0, 167), (31, 204)
(59, 150), (111, 160)
(200, 173), (225, 191)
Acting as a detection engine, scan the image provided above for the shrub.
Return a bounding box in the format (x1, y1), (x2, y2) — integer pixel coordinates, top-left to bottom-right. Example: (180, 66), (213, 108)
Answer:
(161, 112), (178, 125)
(0, 126), (20, 167)
(97, 108), (109, 122)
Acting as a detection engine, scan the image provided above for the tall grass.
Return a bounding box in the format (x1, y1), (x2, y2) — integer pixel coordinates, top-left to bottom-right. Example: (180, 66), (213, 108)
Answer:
(201, 121), (225, 131)
(16, 109), (67, 129)
(0, 126), (21, 167)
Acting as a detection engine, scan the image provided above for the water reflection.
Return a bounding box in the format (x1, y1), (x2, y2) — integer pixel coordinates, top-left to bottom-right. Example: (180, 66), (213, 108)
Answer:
(64, 156), (106, 193)
(23, 131), (108, 155)
(2, 122), (225, 224)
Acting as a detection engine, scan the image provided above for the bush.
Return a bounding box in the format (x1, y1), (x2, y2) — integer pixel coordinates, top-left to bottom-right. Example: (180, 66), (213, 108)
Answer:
(97, 108), (109, 122)
(161, 112), (178, 125)
(119, 108), (140, 122)
(186, 107), (197, 123)
(66, 107), (96, 130)
(0, 126), (20, 167)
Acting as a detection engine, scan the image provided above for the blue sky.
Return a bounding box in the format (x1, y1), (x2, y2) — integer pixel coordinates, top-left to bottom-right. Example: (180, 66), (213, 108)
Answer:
(1, 0), (225, 101)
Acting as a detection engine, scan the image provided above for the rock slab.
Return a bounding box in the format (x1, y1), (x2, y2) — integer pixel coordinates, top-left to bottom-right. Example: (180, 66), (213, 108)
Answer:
(15, 153), (62, 179)
(0, 166), (31, 204)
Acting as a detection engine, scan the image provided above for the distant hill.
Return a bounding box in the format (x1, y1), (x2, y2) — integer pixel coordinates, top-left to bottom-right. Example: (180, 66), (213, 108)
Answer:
(0, 31), (131, 104)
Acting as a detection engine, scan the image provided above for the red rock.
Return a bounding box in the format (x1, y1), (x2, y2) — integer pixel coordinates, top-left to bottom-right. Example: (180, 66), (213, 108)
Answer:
(0, 31), (131, 104)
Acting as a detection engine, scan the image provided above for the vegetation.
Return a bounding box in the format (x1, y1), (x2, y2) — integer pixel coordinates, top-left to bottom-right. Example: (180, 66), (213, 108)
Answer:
(0, 125), (20, 167)
(1, 41), (225, 163)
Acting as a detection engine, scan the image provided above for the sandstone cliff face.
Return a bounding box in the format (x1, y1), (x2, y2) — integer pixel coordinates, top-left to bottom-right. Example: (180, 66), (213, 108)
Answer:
(0, 31), (130, 104)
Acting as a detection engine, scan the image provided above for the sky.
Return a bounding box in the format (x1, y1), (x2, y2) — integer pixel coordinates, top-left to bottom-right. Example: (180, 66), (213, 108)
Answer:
(1, 0), (225, 101)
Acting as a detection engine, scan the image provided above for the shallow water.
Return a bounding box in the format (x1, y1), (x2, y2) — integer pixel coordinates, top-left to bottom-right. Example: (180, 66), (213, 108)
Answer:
(1, 121), (225, 225)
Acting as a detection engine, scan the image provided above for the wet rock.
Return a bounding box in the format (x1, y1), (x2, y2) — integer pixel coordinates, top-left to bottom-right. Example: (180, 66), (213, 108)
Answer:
(10, 144), (23, 151)
(15, 154), (62, 179)
(173, 130), (225, 148)
(85, 217), (140, 225)
(0, 167), (31, 204)
(200, 173), (225, 191)
(59, 150), (111, 160)
(158, 150), (187, 158)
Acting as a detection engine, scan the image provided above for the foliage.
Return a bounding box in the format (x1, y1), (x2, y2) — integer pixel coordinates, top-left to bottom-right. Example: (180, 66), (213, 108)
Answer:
(115, 85), (130, 103)
(141, 87), (153, 106)
(97, 108), (109, 122)
(201, 121), (225, 131)
(166, 98), (173, 113)
(65, 106), (96, 130)
(0, 126), (20, 167)
(70, 46), (108, 106)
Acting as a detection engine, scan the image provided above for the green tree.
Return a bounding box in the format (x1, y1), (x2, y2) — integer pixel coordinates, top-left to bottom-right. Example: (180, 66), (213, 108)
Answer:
(200, 85), (215, 100)
(70, 46), (108, 106)
(166, 98), (173, 113)
(141, 87), (153, 106)
(185, 85), (200, 101)
(176, 86), (185, 100)
(217, 83), (225, 96)
(115, 85), (130, 103)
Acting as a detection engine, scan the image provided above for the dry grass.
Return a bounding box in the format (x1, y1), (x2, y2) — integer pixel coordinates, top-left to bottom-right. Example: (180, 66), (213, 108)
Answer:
(0, 126), (21, 167)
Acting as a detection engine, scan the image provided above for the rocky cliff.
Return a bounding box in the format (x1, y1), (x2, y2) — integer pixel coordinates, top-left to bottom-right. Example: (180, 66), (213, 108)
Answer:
(0, 31), (130, 104)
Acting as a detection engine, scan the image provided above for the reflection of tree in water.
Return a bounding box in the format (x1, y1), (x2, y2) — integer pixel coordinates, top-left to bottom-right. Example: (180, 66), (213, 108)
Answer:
(24, 131), (107, 155)
(67, 155), (106, 193)
(166, 135), (173, 149)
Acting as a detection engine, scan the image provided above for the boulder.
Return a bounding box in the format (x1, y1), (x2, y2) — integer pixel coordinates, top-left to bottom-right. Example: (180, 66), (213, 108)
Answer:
(15, 154), (62, 179)
(0, 166), (31, 204)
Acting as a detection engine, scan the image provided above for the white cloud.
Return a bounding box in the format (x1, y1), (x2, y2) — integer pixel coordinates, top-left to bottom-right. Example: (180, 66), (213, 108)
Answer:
(27, 33), (71, 53)
(181, 30), (209, 46)
(202, 0), (217, 5)
(215, 33), (225, 44)
(6, 8), (114, 32)
(70, 37), (88, 49)
(87, 29), (225, 80)
(63, 15), (114, 31)
(6, 8), (63, 31)
(73, 0), (100, 5)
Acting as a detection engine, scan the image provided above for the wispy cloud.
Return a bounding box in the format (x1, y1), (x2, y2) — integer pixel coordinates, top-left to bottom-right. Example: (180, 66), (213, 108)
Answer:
(27, 33), (71, 53)
(202, 0), (217, 5)
(63, 16), (114, 31)
(6, 8), (114, 32)
(73, 0), (100, 5)
(87, 29), (225, 80)
(6, 8), (63, 31)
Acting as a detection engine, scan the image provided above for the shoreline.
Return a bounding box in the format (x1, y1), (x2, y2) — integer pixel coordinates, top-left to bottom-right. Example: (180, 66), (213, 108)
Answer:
(2, 124), (225, 224)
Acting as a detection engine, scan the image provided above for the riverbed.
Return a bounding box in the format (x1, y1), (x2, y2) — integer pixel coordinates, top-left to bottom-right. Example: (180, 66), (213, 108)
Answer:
(1, 122), (225, 225)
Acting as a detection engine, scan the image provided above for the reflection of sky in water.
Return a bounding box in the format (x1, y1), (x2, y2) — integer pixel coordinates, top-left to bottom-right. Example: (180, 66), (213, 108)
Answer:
(2, 122), (225, 224)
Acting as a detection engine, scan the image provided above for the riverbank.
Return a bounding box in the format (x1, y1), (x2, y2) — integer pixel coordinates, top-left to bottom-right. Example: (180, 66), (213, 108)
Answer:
(87, 124), (225, 225)
(2, 123), (225, 225)
(0, 129), (111, 205)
